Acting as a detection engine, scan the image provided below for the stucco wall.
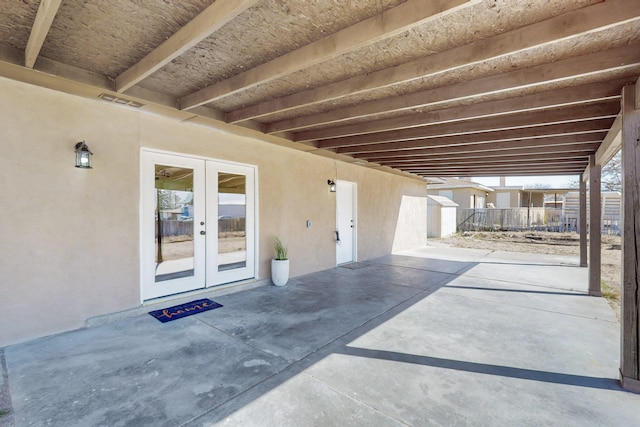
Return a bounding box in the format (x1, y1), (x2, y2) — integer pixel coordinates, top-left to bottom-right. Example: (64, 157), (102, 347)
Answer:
(0, 77), (427, 346)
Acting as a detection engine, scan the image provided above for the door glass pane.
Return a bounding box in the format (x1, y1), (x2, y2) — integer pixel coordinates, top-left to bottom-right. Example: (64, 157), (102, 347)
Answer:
(154, 165), (194, 282)
(218, 173), (246, 272)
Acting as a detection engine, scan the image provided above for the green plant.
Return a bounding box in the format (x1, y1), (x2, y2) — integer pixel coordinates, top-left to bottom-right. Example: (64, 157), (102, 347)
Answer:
(273, 237), (288, 260)
(601, 280), (620, 303)
(0, 409), (9, 418)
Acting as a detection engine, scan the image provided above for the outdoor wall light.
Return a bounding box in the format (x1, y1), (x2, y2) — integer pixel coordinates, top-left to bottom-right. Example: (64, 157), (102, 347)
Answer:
(74, 141), (93, 169)
(327, 179), (336, 192)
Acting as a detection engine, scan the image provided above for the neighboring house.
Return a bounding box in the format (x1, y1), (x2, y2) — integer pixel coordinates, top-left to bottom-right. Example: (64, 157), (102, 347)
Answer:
(487, 185), (527, 208)
(427, 178), (493, 209)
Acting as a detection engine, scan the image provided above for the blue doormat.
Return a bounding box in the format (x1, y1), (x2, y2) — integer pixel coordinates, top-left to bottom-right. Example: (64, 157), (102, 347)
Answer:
(149, 298), (223, 323)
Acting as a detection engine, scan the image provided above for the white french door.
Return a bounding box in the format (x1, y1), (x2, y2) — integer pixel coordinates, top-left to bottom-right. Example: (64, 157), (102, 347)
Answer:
(141, 151), (256, 301)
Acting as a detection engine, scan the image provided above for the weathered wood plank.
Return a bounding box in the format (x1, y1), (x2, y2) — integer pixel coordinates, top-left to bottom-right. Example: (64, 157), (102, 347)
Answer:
(580, 178), (588, 267)
(365, 143), (599, 163)
(25, 0), (62, 68)
(620, 83), (640, 391)
(228, 0), (636, 123)
(318, 103), (619, 149)
(352, 133), (605, 158)
(116, 0), (260, 92)
(588, 154), (602, 297)
(180, 0), (473, 109)
(332, 118), (613, 153)
(294, 79), (628, 143)
(266, 44), (640, 133)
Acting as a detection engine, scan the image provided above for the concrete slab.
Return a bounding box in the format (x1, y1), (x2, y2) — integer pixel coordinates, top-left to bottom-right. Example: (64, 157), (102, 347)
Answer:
(6, 315), (287, 427)
(4, 246), (640, 426)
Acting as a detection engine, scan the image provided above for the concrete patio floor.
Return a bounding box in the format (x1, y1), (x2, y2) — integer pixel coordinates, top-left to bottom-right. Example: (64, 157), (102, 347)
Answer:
(3, 244), (639, 426)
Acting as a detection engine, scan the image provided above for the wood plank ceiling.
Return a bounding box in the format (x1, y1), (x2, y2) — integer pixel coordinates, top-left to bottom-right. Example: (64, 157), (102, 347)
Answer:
(1, 0), (639, 179)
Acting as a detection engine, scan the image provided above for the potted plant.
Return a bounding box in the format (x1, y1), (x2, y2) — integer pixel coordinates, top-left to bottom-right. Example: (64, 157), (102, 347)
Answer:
(271, 237), (289, 286)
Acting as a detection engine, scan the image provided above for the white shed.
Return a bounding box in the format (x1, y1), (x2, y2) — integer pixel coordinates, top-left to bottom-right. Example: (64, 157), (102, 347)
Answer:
(427, 195), (459, 238)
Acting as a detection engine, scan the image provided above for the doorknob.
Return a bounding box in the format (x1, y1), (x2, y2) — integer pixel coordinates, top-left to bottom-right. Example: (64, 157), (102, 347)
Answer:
(200, 230), (206, 235)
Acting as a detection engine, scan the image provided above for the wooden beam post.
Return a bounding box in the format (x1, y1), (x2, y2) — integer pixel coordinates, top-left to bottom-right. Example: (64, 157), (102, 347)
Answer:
(579, 176), (587, 267)
(588, 154), (602, 296)
(620, 83), (640, 393)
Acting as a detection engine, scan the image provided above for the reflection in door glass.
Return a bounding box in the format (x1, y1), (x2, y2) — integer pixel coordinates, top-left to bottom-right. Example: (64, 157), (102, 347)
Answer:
(218, 173), (247, 272)
(154, 165), (195, 282)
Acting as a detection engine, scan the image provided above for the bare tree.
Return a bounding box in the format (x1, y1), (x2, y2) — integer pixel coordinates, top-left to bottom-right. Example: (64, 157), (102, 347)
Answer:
(566, 150), (621, 191)
(602, 150), (622, 191)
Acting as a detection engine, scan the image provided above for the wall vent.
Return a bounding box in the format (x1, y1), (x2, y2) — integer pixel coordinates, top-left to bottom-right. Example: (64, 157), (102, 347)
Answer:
(98, 93), (144, 108)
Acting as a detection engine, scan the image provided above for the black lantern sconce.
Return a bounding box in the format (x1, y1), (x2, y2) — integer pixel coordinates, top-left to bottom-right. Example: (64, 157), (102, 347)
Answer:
(75, 141), (93, 169)
(327, 179), (336, 192)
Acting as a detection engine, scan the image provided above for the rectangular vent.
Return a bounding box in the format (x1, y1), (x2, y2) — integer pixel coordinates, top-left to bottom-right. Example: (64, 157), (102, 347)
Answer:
(98, 93), (144, 108)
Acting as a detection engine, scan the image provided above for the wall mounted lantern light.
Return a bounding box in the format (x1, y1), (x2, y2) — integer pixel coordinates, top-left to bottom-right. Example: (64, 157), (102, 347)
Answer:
(327, 179), (336, 192)
(75, 141), (93, 169)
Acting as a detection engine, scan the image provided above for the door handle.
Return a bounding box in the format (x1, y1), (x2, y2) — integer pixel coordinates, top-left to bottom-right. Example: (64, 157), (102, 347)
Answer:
(200, 230), (206, 235)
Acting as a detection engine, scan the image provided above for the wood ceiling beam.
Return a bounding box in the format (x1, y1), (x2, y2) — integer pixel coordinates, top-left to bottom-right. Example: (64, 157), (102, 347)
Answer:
(294, 78), (629, 142)
(318, 102), (619, 149)
(594, 113), (622, 165)
(25, 0), (62, 68)
(338, 119), (612, 155)
(367, 142), (599, 164)
(266, 44), (640, 134)
(353, 133), (606, 158)
(115, 0), (260, 92)
(387, 154), (592, 168)
(228, 0), (637, 124)
(426, 169), (585, 177)
(179, 0), (475, 110)
(406, 161), (589, 172)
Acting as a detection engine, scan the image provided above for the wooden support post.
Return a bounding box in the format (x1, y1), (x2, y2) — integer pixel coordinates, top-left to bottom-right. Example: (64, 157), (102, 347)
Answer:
(588, 155), (602, 296)
(579, 177), (587, 267)
(620, 83), (640, 393)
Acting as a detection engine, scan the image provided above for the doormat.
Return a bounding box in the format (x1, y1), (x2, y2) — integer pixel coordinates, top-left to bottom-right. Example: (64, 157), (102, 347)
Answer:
(149, 298), (223, 323)
(340, 262), (370, 270)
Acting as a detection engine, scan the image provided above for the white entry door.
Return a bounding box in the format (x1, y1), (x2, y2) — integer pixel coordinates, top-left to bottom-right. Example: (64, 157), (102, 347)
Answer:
(141, 151), (256, 300)
(336, 180), (357, 265)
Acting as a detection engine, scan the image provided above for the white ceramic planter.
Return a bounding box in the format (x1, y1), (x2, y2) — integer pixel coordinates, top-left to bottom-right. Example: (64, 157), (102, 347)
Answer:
(271, 259), (290, 286)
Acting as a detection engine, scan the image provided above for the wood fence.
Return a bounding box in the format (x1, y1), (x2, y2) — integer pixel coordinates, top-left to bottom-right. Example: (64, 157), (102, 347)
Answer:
(155, 218), (246, 238)
(457, 208), (574, 232)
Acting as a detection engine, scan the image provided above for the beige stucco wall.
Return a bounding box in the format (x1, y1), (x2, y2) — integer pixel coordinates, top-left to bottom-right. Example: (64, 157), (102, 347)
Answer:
(0, 77), (427, 346)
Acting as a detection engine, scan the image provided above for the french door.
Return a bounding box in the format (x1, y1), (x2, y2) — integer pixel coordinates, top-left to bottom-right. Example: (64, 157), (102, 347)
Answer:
(141, 151), (256, 301)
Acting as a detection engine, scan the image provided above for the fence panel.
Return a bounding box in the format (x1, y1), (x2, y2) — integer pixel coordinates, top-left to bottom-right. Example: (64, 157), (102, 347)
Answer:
(457, 208), (568, 232)
(155, 220), (193, 238)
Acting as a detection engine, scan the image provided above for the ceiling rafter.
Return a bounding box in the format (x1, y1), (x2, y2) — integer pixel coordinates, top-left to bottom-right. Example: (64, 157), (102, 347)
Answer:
(116, 0), (260, 92)
(410, 161), (589, 172)
(265, 44), (640, 134)
(408, 160), (590, 169)
(25, 0), (62, 68)
(228, 0), (639, 124)
(388, 153), (593, 167)
(293, 78), (629, 142)
(352, 133), (606, 158)
(317, 102), (620, 149)
(179, 0), (477, 110)
(338, 120), (613, 156)
(370, 144), (600, 163)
